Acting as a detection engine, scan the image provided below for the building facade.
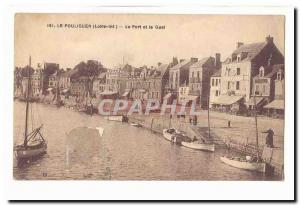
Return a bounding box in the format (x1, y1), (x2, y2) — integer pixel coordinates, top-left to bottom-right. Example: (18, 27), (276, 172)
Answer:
(169, 57), (198, 97)
(213, 36), (284, 113)
(189, 54), (220, 108)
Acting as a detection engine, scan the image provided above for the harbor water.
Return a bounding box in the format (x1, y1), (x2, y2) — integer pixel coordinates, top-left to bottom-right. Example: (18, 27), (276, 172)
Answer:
(13, 101), (280, 180)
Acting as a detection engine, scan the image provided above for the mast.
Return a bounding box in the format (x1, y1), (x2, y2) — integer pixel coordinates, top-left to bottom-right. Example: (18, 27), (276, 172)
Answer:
(207, 85), (211, 139)
(24, 56), (31, 147)
(253, 92), (260, 159)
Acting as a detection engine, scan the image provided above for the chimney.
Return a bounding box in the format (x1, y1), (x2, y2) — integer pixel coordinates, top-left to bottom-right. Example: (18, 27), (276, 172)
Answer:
(158, 62), (162, 66)
(266, 35), (273, 44)
(215, 53), (221, 69)
(172, 57), (178, 66)
(237, 42), (244, 49)
(191, 57), (198, 63)
(180, 59), (185, 63)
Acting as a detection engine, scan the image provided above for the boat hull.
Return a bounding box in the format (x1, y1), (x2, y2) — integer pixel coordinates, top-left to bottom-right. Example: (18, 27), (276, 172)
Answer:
(220, 156), (266, 173)
(105, 115), (124, 122)
(14, 143), (47, 160)
(181, 142), (215, 152)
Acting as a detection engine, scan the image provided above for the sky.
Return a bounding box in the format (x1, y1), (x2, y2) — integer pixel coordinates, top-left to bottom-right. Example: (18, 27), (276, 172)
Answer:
(14, 13), (285, 69)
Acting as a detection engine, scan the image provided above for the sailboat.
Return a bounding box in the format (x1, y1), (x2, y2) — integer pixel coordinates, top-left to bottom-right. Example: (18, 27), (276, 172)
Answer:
(14, 56), (47, 161)
(181, 91), (215, 152)
(220, 94), (266, 173)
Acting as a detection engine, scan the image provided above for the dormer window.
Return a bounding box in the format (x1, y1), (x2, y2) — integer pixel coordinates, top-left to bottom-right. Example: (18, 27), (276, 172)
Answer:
(277, 71), (282, 80)
(259, 67), (264, 77)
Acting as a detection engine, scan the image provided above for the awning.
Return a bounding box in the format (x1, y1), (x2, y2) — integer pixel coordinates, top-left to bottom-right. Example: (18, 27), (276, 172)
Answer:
(47, 88), (53, 91)
(122, 91), (130, 97)
(211, 95), (244, 105)
(246, 97), (266, 106)
(264, 99), (284, 110)
(100, 91), (118, 95)
(163, 93), (172, 99)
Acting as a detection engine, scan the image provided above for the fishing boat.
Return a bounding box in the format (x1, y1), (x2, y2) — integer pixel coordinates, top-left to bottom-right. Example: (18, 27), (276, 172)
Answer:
(220, 93), (266, 173)
(14, 56), (47, 161)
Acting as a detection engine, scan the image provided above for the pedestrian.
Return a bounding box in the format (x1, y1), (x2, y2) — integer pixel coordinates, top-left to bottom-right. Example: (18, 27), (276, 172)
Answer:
(228, 120), (231, 128)
(189, 116), (192, 124)
(262, 129), (274, 148)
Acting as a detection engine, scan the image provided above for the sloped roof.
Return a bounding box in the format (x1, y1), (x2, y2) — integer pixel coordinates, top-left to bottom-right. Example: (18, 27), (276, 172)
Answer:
(98, 72), (106, 79)
(61, 68), (79, 77)
(155, 64), (169, 77)
(232, 42), (267, 60)
(190, 57), (211, 68)
(169, 59), (192, 71)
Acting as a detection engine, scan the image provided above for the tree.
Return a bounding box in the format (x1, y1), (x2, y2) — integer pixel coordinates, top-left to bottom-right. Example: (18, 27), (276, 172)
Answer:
(74, 60), (107, 99)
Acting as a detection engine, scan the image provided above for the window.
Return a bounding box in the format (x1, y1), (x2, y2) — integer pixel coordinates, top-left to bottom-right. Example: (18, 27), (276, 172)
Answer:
(236, 81), (240, 90)
(216, 79), (218, 86)
(259, 67), (264, 77)
(215, 90), (219, 96)
(192, 72), (194, 78)
(262, 85), (266, 94)
(212, 79), (215, 86)
(237, 68), (240, 75)
(277, 72), (282, 80)
(255, 85), (259, 93)
(227, 81), (230, 90)
(197, 71), (200, 78)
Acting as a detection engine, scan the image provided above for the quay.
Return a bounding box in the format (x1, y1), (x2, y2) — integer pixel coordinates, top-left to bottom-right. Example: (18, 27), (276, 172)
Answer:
(127, 112), (284, 177)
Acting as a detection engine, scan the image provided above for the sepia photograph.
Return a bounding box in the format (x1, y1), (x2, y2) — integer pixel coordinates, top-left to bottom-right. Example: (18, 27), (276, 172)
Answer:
(13, 13), (286, 182)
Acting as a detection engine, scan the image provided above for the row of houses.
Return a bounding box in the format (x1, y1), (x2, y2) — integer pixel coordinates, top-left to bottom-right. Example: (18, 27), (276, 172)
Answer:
(15, 35), (284, 118)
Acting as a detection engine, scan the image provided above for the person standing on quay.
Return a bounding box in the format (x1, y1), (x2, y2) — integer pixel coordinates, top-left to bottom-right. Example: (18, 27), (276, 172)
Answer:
(262, 129), (274, 148)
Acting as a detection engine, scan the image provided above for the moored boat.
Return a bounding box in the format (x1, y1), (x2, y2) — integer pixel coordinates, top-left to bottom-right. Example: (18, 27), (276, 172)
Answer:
(14, 56), (47, 162)
(162, 128), (191, 145)
(105, 115), (124, 122)
(181, 141), (215, 152)
(130, 122), (142, 127)
(220, 156), (266, 173)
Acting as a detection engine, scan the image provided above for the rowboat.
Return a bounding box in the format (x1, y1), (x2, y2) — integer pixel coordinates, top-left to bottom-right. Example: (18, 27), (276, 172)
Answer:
(220, 156), (266, 173)
(105, 115), (124, 122)
(181, 141), (215, 152)
(130, 122), (142, 127)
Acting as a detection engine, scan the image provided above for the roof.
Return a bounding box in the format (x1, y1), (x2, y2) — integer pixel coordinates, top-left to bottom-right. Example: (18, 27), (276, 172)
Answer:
(210, 95), (244, 105)
(254, 64), (284, 78)
(212, 69), (221, 77)
(60, 68), (80, 78)
(264, 99), (284, 110)
(169, 59), (194, 71)
(190, 57), (211, 68)
(224, 42), (267, 63)
(233, 42), (266, 56)
(154, 64), (169, 77)
(98, 72), (106, 79)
